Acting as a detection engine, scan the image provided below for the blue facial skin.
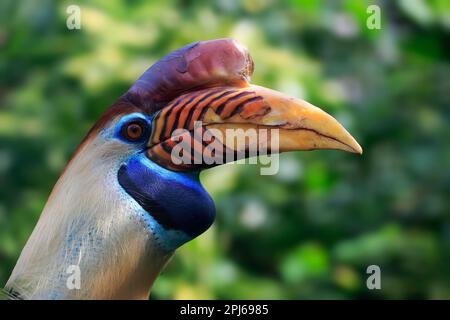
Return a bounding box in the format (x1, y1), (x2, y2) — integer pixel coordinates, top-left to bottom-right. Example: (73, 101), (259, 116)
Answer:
(114, 113), (216, 251)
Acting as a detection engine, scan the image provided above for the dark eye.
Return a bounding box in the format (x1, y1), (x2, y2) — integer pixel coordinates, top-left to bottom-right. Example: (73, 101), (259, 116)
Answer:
(121, 119), (148, 142)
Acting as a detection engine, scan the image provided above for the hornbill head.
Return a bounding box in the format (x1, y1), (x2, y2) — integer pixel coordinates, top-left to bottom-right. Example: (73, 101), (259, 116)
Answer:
(6, 39), (361, 299)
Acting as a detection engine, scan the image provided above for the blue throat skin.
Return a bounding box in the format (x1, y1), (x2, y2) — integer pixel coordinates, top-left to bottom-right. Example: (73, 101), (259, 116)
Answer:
(118, 154), (216, 251)
(114, 113), (216, 251)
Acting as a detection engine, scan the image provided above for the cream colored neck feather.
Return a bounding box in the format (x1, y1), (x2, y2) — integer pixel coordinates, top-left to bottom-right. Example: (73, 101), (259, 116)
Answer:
(6, 135), (172, 299)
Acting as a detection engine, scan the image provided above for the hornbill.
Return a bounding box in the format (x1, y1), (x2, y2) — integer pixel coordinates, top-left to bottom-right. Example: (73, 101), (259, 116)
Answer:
(5, 39), (362, 299)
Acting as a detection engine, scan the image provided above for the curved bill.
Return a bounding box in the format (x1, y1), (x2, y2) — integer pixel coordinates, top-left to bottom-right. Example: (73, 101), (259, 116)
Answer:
(146, 84), (362, 171)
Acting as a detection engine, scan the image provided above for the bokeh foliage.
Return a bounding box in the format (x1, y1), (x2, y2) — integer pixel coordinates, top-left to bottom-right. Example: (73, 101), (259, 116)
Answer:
(0, 0), (449, 299)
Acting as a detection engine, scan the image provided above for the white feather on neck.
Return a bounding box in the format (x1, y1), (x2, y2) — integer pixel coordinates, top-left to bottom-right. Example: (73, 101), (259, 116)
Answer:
(6, 133), (173, 299)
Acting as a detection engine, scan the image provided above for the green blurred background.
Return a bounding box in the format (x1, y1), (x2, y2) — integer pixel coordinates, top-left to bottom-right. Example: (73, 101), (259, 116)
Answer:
(1, 0), (449, 299)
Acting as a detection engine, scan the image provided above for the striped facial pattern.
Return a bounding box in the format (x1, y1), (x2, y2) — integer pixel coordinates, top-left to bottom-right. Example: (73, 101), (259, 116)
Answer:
(147, 87), (271, 171)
